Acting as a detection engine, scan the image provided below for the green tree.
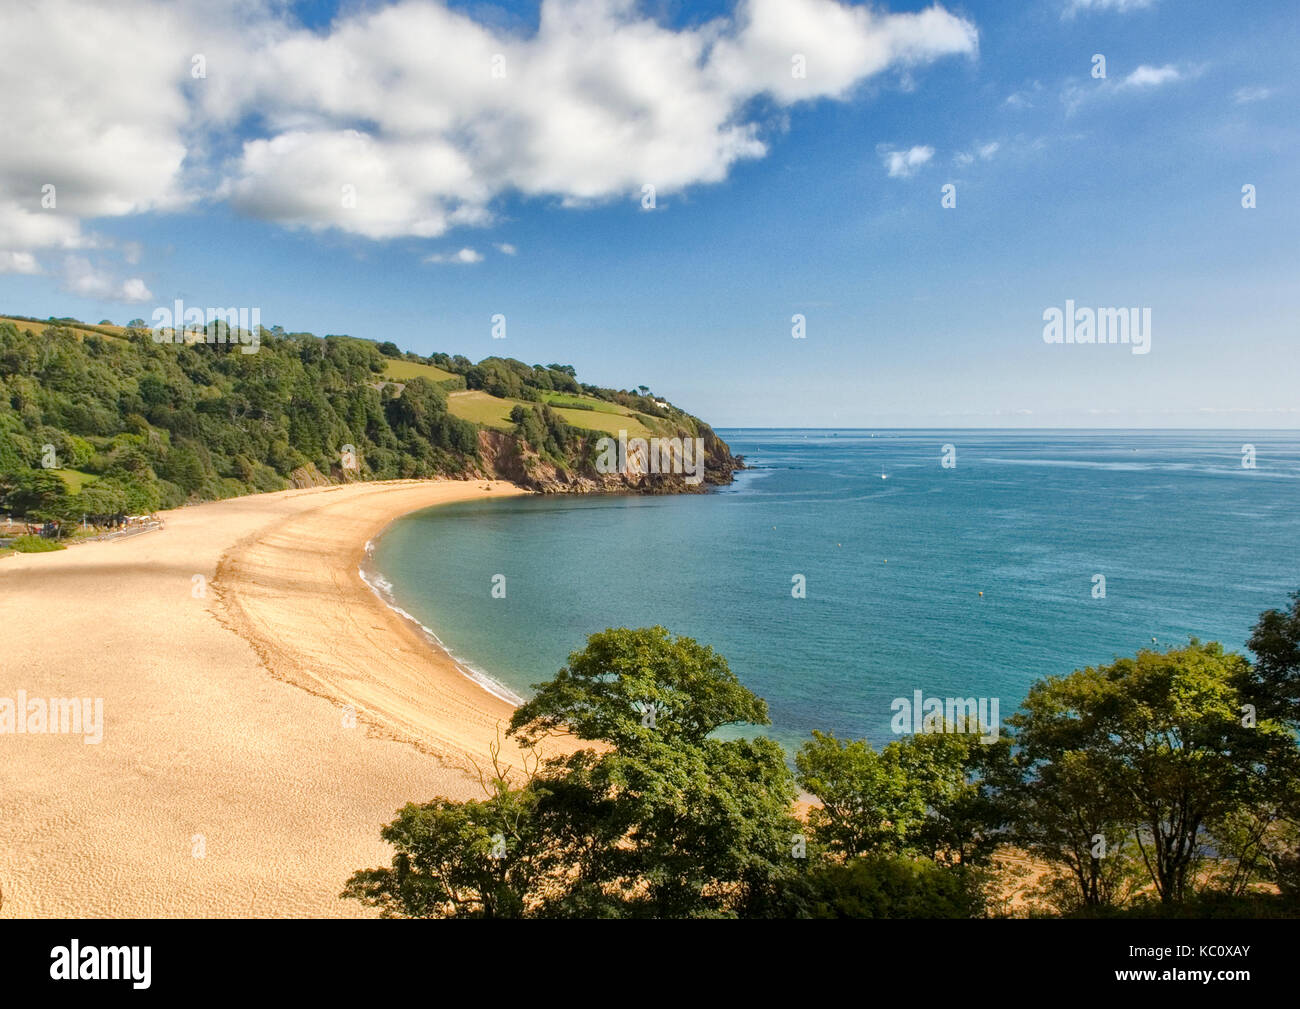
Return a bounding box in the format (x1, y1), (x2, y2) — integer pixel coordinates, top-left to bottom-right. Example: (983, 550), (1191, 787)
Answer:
(1004, 739), (1144, 911)
(1243, 591), (1300, 726)
(774, 855), (985, 919)
(510, 626), (768, 750)
(1008, 641), (1290, 905)
(341, 745), (544, 918)
(344, 627), (799, 918)
(74, 479), (129, 517)
(159, 443), (207, 494)
(2, 468), (70, 520)
(796, 728), (1010, 864)
(795, 732), (926, 858)
(511, 627), (798, 918)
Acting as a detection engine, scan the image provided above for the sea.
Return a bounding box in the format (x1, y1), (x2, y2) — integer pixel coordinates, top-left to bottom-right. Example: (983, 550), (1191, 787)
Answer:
(366, 430), (1300, 753)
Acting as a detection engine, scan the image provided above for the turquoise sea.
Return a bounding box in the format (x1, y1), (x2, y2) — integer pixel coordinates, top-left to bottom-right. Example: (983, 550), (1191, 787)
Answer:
(367, 431), (1300, 752)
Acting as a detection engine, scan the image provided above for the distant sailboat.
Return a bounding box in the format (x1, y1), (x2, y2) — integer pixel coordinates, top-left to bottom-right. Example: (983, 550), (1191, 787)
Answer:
(880, 466), (888, 480)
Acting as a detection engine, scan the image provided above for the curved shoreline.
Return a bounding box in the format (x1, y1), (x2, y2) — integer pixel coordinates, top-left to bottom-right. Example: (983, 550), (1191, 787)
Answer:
(0, 479), (537, 917)
(212, 480), (537, 771)
(358, 523), (526, 707)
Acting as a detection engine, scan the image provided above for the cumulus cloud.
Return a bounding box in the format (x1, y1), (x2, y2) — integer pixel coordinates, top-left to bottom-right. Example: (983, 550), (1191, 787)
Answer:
(880, 145), (935, 178)
(219, 0), (975, 234)
(495, 243), (518, 255)
(0, 0), (265, 278)
(62, 256), (153, 302)
(0, 200), (85, 263)
(1121, 64), (1180, 89)
(1063, 62), (1186, 113)
(0, 251), (40, 275)
(0, 0), (978, 262)
(425, 247), (484, 264)
(954, 141), (998, 166)
(120, 277), (153, 302)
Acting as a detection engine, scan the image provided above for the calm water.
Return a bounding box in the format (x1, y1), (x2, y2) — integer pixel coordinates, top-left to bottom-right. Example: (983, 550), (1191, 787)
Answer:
(369, 431), (1300, 751)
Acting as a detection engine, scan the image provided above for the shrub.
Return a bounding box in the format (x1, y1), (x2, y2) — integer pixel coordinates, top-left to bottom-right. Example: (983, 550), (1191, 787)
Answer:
(11, 534), (65, 552)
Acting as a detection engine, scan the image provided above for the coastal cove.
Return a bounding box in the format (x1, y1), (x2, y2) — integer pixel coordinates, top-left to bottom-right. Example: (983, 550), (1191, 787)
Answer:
(370, 429), (1300, 753)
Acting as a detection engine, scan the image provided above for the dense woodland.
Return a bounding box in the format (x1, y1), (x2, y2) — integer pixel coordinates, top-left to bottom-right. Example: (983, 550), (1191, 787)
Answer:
(0, 317), (735, 527)
(344, 596), (1300, 918)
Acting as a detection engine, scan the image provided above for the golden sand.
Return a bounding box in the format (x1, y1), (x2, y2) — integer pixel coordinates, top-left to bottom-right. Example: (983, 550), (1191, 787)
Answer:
(0, 480), (537, 917)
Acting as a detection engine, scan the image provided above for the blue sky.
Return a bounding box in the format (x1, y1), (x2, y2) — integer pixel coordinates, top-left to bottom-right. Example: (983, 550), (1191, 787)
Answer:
(1, 0), (1295, 427)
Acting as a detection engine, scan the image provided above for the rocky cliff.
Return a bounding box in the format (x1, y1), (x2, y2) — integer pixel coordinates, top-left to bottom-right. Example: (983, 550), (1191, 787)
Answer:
(472, 426), (744, 494)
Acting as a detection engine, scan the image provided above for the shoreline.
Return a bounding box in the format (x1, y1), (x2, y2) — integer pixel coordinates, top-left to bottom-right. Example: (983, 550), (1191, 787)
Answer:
(357, 525), (526, 707)
(212, 479), (535, 767)
(0, 479), (542, 917)
(213, 475), (548, 769)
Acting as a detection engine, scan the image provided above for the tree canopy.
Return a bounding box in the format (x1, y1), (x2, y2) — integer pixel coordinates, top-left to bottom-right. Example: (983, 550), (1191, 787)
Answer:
(345, 597), (1300, 918)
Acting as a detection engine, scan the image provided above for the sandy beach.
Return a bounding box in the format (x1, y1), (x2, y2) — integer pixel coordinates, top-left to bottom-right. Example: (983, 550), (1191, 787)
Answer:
(0, 479), (540, 918)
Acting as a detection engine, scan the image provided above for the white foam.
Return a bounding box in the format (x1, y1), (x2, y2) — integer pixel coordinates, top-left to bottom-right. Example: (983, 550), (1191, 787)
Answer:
(358, 564), (525, 705)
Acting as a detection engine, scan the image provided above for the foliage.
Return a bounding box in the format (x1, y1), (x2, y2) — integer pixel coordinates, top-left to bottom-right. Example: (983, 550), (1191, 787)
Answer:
(346, 627), (800, 918)
(772, 855), (987, 919)
(1007, 641), (1295, 906)
(795, 727), (1012, 865)
(1243, 590), (1300, 726)
(0, 319), (734, 519)
(341, 743), (545, 918)
(10, 534), (65, 552)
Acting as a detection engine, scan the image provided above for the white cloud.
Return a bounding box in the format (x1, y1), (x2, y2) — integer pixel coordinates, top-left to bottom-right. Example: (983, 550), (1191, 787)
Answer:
(1121, 64), (1180, 89)
(1063, 62), (1186, 113)
(63, 256), (153, 302)
(0, 0), (979, 260)
(222, 0), (975, 231)
(1064, 0), (1157, 16)
(1233, 86), (1273, 104)
(708, 0), (977, 104)
(0, 0), (264, 278)
(955, 141), (999, 165)
(0, 251), (41, 275)
(495, 243), (517, 255)
(1003, 80), (1044, 110)
(221, 130), (489, 240)
(880, 145), (934, 178)
(425, 247), (484, 264)
(0, 201), (85, 256)
(120, 277), (153, 302)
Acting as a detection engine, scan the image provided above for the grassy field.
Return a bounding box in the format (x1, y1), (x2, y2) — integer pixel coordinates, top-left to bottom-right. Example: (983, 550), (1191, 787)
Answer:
(539, 390), (629, 415)
(53, 470), (99, 493)
(539, 390), (665, 437)
(549, 406), (656, 438)
(382, 359), (458, 383)
(446, 390), (517, 429)
(448, 391), (659, 439)
(0, 316), (128, 341)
